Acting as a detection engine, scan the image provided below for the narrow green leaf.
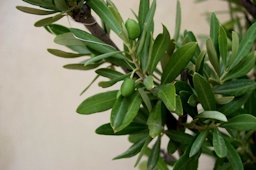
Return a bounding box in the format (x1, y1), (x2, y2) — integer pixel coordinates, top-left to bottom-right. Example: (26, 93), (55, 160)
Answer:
(195, 51), (206, 73)
(223, 52), (256, 81)
(96, 123), (147, 136)
(161, 40), (176, 70)
(147, 137), (161, 170)
(210, 13), (220, 49)
(193, 73), (216, 110)
(221, 114), (256, 130)
(106, 0), (124, 26)
(162, 42), (197, 83)
(63, 63), (101, 71)
(183, 31), (201, 58)
(23, 0), (57, 10)
(70, 28), (118, 53)
(213, 128), (227, 158)
(230, 22), (256, 69)
(214, 79), (256, 96)
(197, 111), (227, 122)
(176, 95), (183, 116)
(136, 0), (156, 55)
(143, 0), (156, 30)
(95, 68), (124, 79)
(134, 136), (152, 167)
(53, 0), (68, 11)
(98, 74), (130, 88)
(47, 49), (89, 58)
(143, 76), (154, 90)
(67, 46), (92, 55)
(189, 130), (208, 157)
(138, 0), (149, 29)
(16, 6), (56, 15)
(54, 32), (85, 46)
(215, 95), (234, 105)
(45, 24), (70, 35)
(206, 38), (220, 76)
(147, 102), (163, 138)
(229, 31), (239, 65)
(218, 26), (228, 66)
(34, 13), (64, 27)
(140, 32), (152, 72)
(156, 83), (176, 112)
(174, 0), (181, 41)
(147, 26), (171, 73)
(86, 0), (123, 38)
(77, 90), (118, 114)
(113, 137), (147, 160)
(138, 88), (152, 112)
(111, 93), (142, 132)
(225, 140), (244, 170)
(83, 51), (123, 66)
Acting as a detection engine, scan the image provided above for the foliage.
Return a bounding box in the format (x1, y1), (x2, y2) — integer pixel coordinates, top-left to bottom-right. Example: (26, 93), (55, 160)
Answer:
(17, 0), (256, 169)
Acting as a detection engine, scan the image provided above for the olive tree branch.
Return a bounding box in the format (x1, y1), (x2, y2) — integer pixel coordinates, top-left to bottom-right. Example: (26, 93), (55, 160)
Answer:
(70, 3), (119, 50)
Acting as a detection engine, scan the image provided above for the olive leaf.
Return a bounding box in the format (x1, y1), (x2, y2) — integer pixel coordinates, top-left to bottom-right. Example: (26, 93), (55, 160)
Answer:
(147, 26), (171, 74)
(189, 130), (208, 157)
(212, 128), (227, 158)
(197, 111), (227, 122)
(214, 79), (256, 96)
(147, 102), (163, 138)
(221, 114), (256, 130)
(162, 42), (197, 83)
(47, 49), (89, 58)
(34, 13), (64, 27)
(230, 22), (256, 69)
(193, 73), (216, 110)
(111, 93), (142, 132)
(113, 137), (147, 160)
(16, 6), (57, 15)
(174, 0), (181, 41)
(156, 83), (176, 113)
(77, 90), (118, 114)
(96, 123), (147, 136)
(147, 136), (161, 170)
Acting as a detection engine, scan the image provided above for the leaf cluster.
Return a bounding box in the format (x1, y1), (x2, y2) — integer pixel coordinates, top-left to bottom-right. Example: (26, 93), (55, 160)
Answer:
(18, 0), (256, 169)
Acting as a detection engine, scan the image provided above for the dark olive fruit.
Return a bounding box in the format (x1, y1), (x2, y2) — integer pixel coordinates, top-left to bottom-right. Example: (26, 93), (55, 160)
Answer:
(125, 19), (141, 40)
(121, 78), (135, 97)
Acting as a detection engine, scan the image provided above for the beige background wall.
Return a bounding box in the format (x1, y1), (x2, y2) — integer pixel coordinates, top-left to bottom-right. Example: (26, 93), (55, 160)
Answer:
(0, 0), (228, 170)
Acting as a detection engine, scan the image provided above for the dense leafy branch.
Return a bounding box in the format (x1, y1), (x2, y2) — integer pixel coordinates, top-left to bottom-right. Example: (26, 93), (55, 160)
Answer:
(17, 0), (256, 169)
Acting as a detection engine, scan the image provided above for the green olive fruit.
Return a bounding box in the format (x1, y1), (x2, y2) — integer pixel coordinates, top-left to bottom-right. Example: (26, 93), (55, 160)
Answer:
(125, 19), (141, 40)
(121, 78), (135, 97)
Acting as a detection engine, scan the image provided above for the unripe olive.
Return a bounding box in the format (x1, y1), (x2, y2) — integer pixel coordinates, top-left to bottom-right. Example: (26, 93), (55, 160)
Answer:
(121, 78), (135, 97)
(125, 19), (141, 40)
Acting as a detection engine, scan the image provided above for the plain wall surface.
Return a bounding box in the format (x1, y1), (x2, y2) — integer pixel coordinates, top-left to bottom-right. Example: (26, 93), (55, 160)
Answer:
(0, 0), (228, 170)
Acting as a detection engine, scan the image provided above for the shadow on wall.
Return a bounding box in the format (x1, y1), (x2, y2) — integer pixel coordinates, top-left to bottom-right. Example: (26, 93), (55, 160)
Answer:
(0, 133), (15, 170)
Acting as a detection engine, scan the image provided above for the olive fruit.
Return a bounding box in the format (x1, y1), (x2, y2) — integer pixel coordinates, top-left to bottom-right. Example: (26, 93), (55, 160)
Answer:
(125, 19), (141, 40)
(121, 78), (135, 97)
